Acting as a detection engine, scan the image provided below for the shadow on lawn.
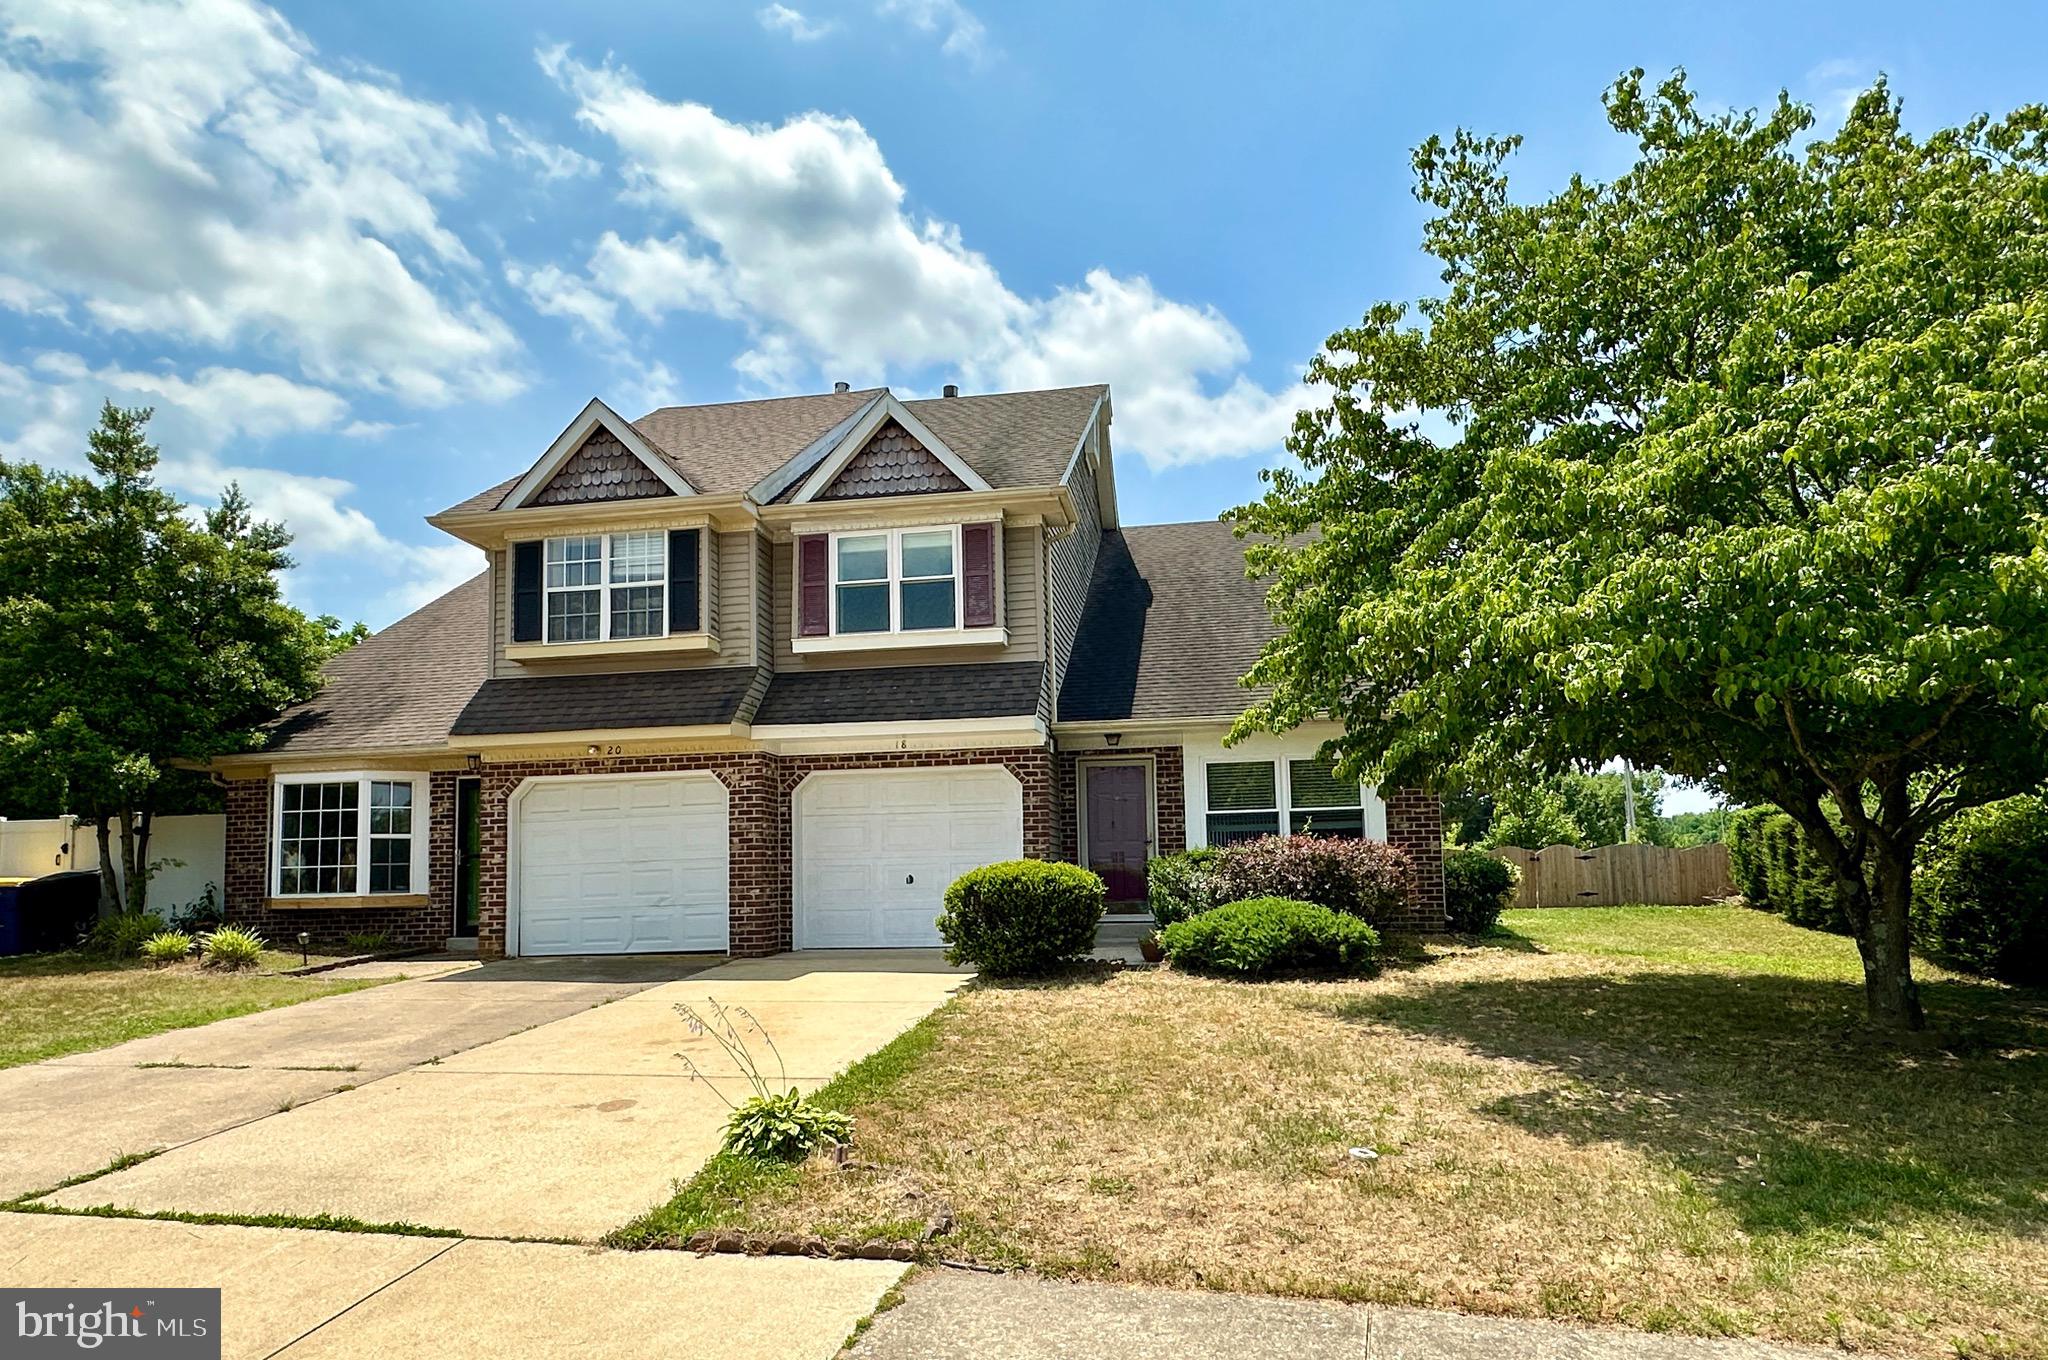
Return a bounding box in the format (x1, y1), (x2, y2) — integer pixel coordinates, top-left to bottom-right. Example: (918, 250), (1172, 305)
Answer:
(1325, 960), (2048, 1240)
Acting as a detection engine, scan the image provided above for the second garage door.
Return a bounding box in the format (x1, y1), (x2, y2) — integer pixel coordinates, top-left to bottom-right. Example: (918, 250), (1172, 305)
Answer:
(514, 773), (730, 956)
(795, 767), (1023, 948)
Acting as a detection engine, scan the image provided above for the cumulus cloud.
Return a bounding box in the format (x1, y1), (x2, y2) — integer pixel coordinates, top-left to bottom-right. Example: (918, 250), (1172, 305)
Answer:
(759, 4), (836, 42)
(535, 51), (1309, 468)
(0, 0), (523, 405)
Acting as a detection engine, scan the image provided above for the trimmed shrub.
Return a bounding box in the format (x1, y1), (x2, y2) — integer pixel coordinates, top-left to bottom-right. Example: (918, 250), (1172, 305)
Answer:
(199, 925), (267, 970)
(1758, 813), (1845, 933)
(1146, 847), (1222, 929)
(1442, 848), (1516, 934)
(1725, 805), (1776, 907)
(85, 912), (169, 959)
(140, 930), (194, 964)
(938, 860), (1106, 976)
(1160, 896), (1380, 978)
(1213, 835), (1413, 927)
(1914, 795), (2048, 986)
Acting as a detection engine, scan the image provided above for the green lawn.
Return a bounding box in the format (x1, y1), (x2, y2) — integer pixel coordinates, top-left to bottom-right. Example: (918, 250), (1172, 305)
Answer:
(622, 907), (2047, 1359)
(0, 951), (385, 1068)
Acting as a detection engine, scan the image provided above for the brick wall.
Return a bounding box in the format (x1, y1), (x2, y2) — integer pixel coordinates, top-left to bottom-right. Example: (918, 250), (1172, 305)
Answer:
(475, 746), (1057, 960)
(1385, 786), (1447, 932)
(222, 772), (456, 949)
(1054, 745), (1187, 867)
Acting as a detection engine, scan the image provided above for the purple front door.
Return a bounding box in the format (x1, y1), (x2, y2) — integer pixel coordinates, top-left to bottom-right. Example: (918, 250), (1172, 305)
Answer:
(1084, 763), (1152, 905)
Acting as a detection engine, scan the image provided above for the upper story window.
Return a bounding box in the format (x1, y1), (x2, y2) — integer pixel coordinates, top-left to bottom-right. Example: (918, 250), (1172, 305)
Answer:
(545, 531), (666, 644)
(832, 527), (958, 635)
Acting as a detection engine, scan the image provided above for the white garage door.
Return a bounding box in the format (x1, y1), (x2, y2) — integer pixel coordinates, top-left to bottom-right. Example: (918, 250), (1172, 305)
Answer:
(796, 767), (1023, 948)
(514, 774), (730, 956)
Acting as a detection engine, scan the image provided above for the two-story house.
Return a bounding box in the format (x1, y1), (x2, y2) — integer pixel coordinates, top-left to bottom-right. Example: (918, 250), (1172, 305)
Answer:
(214, 383), (1445, 958)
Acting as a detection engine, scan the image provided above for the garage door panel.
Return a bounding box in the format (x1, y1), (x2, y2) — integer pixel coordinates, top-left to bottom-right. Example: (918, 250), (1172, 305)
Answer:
(516, 774), (730, 956)
(796, 768), (1022, 949)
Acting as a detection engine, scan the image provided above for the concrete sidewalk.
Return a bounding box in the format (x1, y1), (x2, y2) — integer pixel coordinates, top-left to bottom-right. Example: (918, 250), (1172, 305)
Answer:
(2, 1212), (903, 1360)
(847, 1270), (1830, 1360)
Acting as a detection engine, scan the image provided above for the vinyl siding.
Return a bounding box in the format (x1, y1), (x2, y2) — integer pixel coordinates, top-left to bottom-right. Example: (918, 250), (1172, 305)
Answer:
(770, 523), (1042, 671)
(1043, 427), (1104, 722)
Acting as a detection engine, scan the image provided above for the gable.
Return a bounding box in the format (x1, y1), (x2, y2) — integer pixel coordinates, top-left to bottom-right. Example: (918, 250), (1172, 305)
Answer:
(531, 428), (675, 506)
(817, 419), (968, 500)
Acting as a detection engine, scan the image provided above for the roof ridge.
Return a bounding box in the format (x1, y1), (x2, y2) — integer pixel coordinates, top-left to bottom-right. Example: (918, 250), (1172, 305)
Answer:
(633, 388), (885, 420)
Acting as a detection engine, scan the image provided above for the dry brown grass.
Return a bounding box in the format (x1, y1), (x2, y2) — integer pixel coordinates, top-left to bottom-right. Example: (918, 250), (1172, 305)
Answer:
(710, 910), (2048, 1358)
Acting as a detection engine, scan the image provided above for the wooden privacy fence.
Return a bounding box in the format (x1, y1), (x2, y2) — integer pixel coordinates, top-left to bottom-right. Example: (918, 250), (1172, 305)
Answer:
(1489, 842), (1734, 908)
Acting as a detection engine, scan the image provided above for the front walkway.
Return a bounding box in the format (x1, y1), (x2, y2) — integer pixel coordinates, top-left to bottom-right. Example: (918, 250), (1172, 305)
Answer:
(32, 951), (969, 1239)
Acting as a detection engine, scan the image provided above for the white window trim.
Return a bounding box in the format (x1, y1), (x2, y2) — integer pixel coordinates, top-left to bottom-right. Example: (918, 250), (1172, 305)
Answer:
(828, 525), (961, 638)
(1197, 755), (1375, 847)
(543, 531), (668, 646)
(270, 771), (431, 899)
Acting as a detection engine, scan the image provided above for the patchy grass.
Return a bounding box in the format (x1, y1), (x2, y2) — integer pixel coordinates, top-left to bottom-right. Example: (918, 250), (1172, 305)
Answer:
(0, 951), (384, 1068)
(659, 908), (2047, 1359)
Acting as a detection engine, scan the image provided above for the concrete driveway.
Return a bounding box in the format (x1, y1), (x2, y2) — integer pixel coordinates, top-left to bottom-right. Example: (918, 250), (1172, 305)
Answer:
(36, 951), (969, 1240)
(4, 1213), (905, 1360)
(0, 954), (714, 1201)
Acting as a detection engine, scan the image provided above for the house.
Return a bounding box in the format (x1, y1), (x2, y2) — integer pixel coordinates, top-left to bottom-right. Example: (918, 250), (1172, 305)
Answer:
(213, 384), (1445, 957)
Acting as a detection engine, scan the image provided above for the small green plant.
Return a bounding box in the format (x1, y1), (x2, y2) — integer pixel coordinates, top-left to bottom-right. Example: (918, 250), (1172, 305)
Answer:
(1159, 896), (1380, 978)
(1146, 847), (1222, 929)
(84, 912), (169, 959)
(139, 930), (194, 965)
(675, 999), (853, 1160)
(343, 930), (392, 954)
(937, 859), (1105, 976)
(167, 884), (225, 932)
(199, 925), (267, 970)
(1442, 847), (1516, 934)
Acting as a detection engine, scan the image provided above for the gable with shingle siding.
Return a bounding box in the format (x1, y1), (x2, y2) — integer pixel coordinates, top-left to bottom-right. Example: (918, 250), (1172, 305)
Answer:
(818, 419), (968, 499)
(532, 429), (673, 505)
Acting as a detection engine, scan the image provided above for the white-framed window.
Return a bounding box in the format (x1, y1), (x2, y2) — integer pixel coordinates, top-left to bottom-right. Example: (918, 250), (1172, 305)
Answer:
(830, 526), (959, 636)
(273, 772), (429, 898)
(545, 531), (666, 643)
(1203, 756), (1366, 845)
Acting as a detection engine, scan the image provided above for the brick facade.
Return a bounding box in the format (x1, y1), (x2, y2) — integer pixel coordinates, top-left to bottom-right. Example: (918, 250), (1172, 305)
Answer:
(1384, 786), (1447, 932)
(1055, 744), (1188, 867)
(223, 771), (457, 950)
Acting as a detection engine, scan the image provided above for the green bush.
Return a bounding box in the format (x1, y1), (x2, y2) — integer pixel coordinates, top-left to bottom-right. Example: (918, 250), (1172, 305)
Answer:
(1159, 896), (1380, 978)
(1213, 835), (1413, 927)
(85, 912), (169, 959)
(199, 925), (267, 970)
(1725, 805), (1776, 906)
(1146, 847), (1222, 929)
(1442, 848), (1516, 934)
(1914, 795), (2048, 986)
(1757, 813), (1845, 933)
(722, 1089), (854, 1161)
(937, 860), (1106, 976)
(140, 930), (194, 964)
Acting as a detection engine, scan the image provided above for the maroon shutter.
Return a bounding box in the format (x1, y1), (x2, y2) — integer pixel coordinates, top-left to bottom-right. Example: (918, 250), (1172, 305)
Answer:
(797, 534), (830, 636)
(962, 522), (996, 627)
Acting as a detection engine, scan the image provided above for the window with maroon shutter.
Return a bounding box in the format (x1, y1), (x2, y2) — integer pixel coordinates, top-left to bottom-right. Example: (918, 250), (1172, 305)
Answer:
(961, 522), (996, 627)
(797, 534), (830, 636)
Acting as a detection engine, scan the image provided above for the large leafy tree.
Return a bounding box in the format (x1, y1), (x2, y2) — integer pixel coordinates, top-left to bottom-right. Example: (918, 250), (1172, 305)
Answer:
(1233, 73), (2048, 1031)
(0, 405), (343, 913)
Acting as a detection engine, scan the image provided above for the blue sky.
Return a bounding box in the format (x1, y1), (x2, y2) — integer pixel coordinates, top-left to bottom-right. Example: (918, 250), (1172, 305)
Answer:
(3, 0), (2044, 650)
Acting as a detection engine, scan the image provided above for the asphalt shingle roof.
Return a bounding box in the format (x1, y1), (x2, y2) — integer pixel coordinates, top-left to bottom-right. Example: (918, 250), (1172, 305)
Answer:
(264, 572), (491, 754)
(450, 668), (763, 736)
(437, 385), (1106, 517)
(1056, 523), (1277, 724)
(756, 662), (1044, 725)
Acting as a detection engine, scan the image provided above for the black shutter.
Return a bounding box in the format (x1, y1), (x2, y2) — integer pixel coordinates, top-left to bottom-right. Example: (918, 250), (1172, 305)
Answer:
(668, 528), (701, 633)
(511, 541), (543, 642)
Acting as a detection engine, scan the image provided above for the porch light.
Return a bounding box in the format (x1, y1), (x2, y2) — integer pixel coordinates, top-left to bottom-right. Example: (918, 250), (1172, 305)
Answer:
(1104, 732), (1122, 748)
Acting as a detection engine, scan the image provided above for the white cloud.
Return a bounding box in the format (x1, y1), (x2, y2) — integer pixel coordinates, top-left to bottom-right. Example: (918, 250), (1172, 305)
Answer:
(759, 4), (836, 42)
(0, 0), (523, 405)
(495, 114), (599, 181)
(0, 272), (65, 319)
(1803, 57), (1875, 125)
(877, 0), (987, 63)
(540, 52), (1310, 468)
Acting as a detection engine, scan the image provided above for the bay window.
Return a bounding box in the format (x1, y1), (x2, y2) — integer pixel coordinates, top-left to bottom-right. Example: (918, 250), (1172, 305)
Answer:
(832, 527), (960, 635)
(274, 773), (428, 898)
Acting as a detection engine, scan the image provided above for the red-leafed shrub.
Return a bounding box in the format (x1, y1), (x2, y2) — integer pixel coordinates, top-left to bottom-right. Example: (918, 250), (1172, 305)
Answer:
(1213, 835), (1413, 927)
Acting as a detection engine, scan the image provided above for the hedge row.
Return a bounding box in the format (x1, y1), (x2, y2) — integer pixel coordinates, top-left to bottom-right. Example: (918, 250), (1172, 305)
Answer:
(1725, 807), (1846, 933)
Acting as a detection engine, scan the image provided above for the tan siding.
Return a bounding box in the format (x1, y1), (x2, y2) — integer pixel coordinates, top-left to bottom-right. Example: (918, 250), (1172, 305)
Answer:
(755, 531), (773, 667)
(716, 530), (754, 653)
(770, 523), (1041, 671)
(705, 527), (721, 641)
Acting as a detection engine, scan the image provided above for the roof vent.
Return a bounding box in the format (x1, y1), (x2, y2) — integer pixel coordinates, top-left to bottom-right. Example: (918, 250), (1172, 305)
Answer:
(942, 383), (960, 398)
(833, 381), (850, 394)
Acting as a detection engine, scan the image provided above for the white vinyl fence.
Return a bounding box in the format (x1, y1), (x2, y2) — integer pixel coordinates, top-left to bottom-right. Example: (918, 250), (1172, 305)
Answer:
(0, 814), (226, 916)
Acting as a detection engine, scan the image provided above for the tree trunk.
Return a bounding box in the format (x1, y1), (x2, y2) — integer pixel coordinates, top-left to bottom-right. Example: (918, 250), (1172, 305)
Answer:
(122, 807), (154, 915)
(92, 813), (120, 916)
(1855, 841), (1925, 1031)
(117, 811), (137, 915)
